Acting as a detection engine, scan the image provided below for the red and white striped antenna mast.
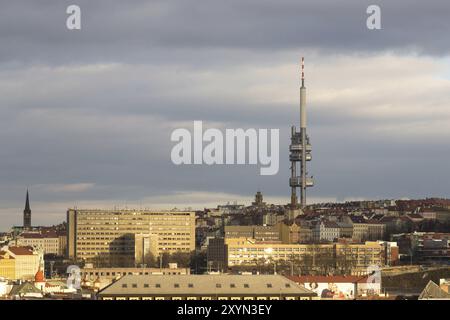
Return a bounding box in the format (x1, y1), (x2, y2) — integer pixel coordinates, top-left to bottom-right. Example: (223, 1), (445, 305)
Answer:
(301, 56), (305, 87)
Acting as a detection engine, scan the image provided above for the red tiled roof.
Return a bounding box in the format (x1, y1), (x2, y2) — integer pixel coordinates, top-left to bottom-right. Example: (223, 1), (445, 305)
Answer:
(8, 246), (35, 255)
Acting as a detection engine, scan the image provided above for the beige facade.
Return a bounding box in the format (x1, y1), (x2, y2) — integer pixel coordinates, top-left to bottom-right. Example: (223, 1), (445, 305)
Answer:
(225, 225), (280, 242)
(134, 233), (159, 265)
(225, 238), (385, 271)
(16, 233), (63, 256)
(58, 234), (67, 257)
(98, 274), (316, 300)
(80, 266), (190, 290)
(0, 251), (15, 279)
(1, 246), (42, 280)
(277, 222), (312, 244)
(352, 223), (385, 242)
(67, 209), (195, 264)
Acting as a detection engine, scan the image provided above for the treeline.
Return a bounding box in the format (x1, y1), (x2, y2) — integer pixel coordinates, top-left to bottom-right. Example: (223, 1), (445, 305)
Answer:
(228, 250), (363, 276)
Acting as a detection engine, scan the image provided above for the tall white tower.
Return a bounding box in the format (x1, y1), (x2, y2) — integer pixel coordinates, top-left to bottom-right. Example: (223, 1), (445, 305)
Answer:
(289, 57), (314, 209)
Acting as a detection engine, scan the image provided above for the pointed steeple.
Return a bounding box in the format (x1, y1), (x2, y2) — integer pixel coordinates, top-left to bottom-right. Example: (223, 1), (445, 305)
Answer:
(23, 189), (31, 229)
(25, 189), (30, 212)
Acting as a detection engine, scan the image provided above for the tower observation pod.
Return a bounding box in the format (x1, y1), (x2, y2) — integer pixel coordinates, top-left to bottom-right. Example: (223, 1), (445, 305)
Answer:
(289, 57), (314, 209)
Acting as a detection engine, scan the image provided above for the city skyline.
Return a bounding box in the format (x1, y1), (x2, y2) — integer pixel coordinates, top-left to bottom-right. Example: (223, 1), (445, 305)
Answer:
(1, 0), (450, 230)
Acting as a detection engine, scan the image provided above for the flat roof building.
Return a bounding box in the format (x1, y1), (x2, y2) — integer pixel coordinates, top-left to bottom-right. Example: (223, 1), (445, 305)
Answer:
(225, 225), (280, 242)
(16, 232), (66, 256)
(213, 238), (394, 275)
(67, 209), (195, 266)
(97, 274), (316, 300)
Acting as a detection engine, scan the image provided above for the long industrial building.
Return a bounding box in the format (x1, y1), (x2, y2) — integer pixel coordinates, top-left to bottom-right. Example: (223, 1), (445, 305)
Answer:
(67, 209), (195, 265)
(97, 274), (317, 300)
(208, 237), (398, 274)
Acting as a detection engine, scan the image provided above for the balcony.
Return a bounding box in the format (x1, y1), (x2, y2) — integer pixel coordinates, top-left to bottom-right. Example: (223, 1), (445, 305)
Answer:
(289, 177), (314, 187)
(289, 144), (312, 152)
(289, 153), (312, 161)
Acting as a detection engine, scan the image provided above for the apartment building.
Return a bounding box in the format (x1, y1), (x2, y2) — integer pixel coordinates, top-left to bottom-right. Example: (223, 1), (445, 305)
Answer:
(350, 217), (385, 242)
(0, 250), (15, 279)
(277, 222), (313, 244)
(0, 246), (43, 280)
(219, 238), (391, 273)
(16, 232), (66, 256)
(224, 225), (280, 242)
(312, 221), (341, 242)
(67, 209), (195, 265)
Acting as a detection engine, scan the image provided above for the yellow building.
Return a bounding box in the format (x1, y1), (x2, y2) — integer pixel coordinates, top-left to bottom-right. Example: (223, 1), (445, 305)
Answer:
(277, 222), (313, 244)
(225, 238), (385, 272)
(0, 246), (42, 280)
(352, 221), (385, 242)
(67, 209), (196, 264)
(0, 250), (15, 279)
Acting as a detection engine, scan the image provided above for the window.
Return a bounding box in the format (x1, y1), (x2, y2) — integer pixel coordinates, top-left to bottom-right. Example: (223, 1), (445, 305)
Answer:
(144, 284), (149, 288)
(188, 283), (194, 288)
(216, 284), (222, 288)
(266, 284), (272, 288)
(132, 284), (137, 288)
(285, 284), (291, 288)
(122, 284), (127, 288)
(174, 284), (180, 288)
(156, 284), (161, 288)
(244, 284), (249, 288)
(230, 284), (236, 288)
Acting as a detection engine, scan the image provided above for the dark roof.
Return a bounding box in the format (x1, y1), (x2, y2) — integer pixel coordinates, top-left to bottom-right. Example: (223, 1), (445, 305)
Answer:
(379, 216), (397, 223)
(25, 190), (31, 212)
(21, 232), (58, 239)
(407, 213), (424, 219)
(322, 221), (340, 228)
(9, 282), (43, 296)
(366, 219), (385, 225)
(371, 214), (385, 221)
(349, 216), (366, 223)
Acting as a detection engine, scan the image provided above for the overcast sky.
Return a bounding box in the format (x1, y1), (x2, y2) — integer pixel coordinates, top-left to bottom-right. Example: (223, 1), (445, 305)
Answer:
(1, 0), (450, 230)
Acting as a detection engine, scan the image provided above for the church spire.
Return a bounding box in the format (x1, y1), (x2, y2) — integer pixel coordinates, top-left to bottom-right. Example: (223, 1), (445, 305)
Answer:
(23, 189), (31, 229)
(25, 189), (30, 212)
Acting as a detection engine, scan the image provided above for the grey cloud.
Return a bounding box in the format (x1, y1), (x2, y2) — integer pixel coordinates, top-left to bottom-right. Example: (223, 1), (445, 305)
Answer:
(1, 0), (450, 68)
(1, 1), (450, 229)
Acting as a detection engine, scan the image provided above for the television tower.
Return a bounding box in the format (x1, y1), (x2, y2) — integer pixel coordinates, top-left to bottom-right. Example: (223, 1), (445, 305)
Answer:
(289, 57), (314, 209)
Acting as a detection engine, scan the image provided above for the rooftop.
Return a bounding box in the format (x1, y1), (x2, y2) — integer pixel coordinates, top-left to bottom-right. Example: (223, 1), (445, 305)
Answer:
(98, 274), (316, 297)
(419, 281), (450, 300)
(287, 275), (370, 284)
(7, 246), (35, 255)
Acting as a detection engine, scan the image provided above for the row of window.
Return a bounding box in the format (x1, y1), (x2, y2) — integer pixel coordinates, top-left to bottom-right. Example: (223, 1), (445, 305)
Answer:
(120, 283), (291, 289)
(82, 271), (183, 277)
(102, 296), (305, 300)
